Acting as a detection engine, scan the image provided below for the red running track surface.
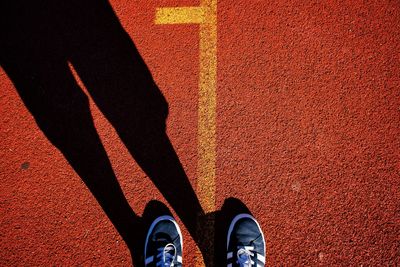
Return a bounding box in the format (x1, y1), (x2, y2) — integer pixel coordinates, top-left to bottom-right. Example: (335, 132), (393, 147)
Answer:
(1, 0), (399, 265)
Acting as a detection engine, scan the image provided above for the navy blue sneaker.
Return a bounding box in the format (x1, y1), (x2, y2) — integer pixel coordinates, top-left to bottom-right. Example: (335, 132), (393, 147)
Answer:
(144, 215), (183, 267)
(226, 214), (265, 267)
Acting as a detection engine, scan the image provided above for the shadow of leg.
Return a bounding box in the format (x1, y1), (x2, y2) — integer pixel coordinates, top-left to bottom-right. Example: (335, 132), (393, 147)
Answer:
(3, 0), (212, 264)
(124, 130), (204, 239)
(68, 14), (207, 260)
(1, 60), (142, 264)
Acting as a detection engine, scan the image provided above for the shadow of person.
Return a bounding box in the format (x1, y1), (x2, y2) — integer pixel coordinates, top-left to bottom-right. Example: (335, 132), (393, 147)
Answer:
(1, 0), (207, 265)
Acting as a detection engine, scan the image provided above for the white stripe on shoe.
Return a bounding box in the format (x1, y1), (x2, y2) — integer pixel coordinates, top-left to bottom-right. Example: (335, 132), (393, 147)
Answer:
(257, 254), (265, 264)
(177, 255), (182, 263)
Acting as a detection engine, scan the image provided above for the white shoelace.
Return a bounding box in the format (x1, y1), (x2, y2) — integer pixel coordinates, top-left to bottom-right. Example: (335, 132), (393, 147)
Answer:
(236, 246), (255, 267)
(156, 243), (176, 267)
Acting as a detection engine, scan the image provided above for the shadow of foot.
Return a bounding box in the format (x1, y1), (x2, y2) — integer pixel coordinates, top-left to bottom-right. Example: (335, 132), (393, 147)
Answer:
(196, 211), (218, 267)
(195, 198), (252, 267)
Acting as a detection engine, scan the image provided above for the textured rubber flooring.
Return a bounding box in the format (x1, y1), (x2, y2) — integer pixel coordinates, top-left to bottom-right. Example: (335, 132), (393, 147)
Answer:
(1, 0), (399, 266)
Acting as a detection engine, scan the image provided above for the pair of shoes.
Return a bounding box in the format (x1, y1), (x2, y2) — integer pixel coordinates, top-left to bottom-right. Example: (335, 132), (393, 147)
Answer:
(144, 214), (265, 267)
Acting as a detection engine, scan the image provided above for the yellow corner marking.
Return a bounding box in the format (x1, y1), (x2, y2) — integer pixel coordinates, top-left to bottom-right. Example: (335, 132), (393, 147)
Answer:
(155, 7), (205, 24)
(197, 0), (217, 214)
(155, 1), (217, 265)
(155, 0), (217, 214)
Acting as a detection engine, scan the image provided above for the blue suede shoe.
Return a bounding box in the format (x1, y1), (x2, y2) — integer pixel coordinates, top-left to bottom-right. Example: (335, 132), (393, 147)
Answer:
(226, 214), (265, 267)
(144, 215), (183, 267)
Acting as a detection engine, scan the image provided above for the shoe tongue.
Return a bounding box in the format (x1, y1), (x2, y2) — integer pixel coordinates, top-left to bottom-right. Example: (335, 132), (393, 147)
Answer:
(154, 232), (171, 243)
(235, 220), (259, 243)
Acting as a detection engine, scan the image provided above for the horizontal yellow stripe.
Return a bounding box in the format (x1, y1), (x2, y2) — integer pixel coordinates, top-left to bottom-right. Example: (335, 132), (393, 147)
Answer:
(155, 7), (205, 24)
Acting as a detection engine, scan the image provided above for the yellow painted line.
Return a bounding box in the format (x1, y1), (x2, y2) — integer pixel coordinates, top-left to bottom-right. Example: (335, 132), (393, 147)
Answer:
(155, 7), (205, 24)
(197, 0), (217, 215)
(155, 0), (217, 214)
(155, 2), (217, 266)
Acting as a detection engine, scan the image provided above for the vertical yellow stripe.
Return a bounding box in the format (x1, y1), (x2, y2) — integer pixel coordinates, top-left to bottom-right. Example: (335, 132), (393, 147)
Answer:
(155, 2), (217, 266)
(196, 1), (217, 266)
(197, 0), (217, 214)
(155, 0), (217, 215)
